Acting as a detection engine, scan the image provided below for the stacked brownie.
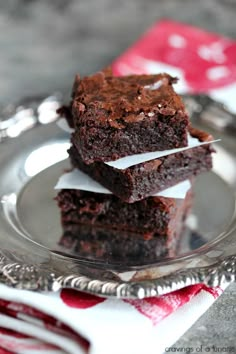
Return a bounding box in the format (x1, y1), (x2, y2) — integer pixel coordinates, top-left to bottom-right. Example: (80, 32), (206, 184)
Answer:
(56, 70), (214, 260)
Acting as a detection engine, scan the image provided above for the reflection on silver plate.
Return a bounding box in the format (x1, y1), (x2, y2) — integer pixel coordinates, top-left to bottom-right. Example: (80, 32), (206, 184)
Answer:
(0, 96), (236, 299)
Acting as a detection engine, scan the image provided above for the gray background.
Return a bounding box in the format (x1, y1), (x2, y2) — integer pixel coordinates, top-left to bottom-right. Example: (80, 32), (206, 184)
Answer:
(1, 0), (236, 351)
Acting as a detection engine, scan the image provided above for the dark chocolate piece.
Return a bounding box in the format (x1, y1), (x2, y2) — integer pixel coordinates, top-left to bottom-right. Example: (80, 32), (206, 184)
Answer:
(71, 71), (189, 163)
(68, 127), (213, 203)
(56, 188), (192, 239)
(57, 105), (74, 128)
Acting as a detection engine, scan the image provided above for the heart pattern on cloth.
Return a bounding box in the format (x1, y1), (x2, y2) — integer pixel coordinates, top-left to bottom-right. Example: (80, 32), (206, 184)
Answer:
(112, 20), (236, 92)
(60, 289), (106, 309)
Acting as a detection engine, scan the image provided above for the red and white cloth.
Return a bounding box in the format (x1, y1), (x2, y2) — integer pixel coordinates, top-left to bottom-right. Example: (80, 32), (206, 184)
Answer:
(0, 283), (229, 354)
(112, 19), (236, 113)
(0, 20), (235, 353)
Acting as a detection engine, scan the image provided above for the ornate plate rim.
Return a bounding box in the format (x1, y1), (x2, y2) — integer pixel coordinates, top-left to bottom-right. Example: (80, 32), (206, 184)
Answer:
(0, 94), (236, 299)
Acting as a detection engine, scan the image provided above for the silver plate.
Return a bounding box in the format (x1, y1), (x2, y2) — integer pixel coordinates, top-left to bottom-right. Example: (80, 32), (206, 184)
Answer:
(0, 96), (236, 299)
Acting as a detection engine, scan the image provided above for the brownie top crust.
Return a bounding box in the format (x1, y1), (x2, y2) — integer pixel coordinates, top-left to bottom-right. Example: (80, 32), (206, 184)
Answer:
(72, 71), (186, 127)
(188, 126), (214, 143)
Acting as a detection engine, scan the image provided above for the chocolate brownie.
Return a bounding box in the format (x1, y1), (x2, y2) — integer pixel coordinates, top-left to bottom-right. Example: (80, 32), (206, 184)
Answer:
(71, 71), (189, 163)
(58, 223), (185, 265)
(68, 127), (213, 203)
(57, 105), (74, 128)
(56, 188), (192, 239)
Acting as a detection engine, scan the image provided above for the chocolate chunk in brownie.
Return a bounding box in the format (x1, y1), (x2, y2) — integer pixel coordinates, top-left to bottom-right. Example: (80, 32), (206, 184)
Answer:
(71, 71), (189, 163)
